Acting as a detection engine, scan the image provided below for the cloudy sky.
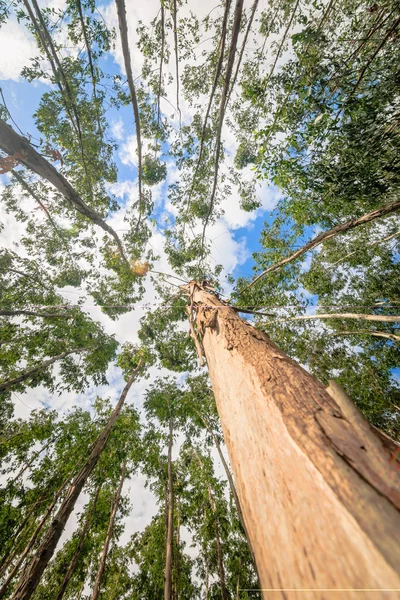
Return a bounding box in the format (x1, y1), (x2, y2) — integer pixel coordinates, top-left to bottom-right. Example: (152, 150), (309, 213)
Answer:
(0, 0), (287, 569)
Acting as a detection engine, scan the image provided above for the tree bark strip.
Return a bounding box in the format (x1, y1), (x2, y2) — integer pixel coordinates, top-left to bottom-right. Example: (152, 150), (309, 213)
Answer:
(90, 464), (126, 600)
(241, 198), (400, 292)
(10, 360), (142, 600)
(0, 120), (128, 265)
(187, 281), (400, 599)
(55, 485), (102, 600)
(0, 349), (86, 393)
(164, 415), (174, 600)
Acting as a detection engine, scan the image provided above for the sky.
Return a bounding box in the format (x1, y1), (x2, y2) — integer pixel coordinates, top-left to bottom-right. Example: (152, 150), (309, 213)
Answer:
(0, 0), (285, 573)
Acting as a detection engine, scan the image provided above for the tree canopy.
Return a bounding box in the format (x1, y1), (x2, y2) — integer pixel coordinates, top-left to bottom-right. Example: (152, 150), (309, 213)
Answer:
(0, 0), (399, 596)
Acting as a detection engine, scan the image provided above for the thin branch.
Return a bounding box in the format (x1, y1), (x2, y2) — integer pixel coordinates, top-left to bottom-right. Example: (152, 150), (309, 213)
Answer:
(75, 0), (103, 137)
(158, 3), (165, 126)
(171, 0), (181, 130)
(0, 309), (73, 318)
(263, 313), (400, 326)
(225, 0), (259, 109)
(330, 229), (400, 267)
(240, 197), (400, 292)
(330, 330), (400, 343)
(262, 0), (300, 93)
(353, 16), (400, 95)
(184, 0), (232, 218)
(0, 348), (88, 393)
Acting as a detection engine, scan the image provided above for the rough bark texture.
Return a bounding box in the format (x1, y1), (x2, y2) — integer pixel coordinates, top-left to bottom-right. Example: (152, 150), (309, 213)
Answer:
(55, 486), (101, 600)
(0, 120), (127, 264)
(164, 415), (174, 600)
(188, 281), (400, 599)
(91, 463), (126, 600)
(10, 361), (142, 600)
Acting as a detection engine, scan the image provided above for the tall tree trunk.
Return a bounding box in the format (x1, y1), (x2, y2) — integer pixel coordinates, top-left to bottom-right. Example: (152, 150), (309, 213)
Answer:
(0, 349), (86, 393)
(10, 360), (142, 600)
(164, 415), (174, 600)
(194, 450), (227, 600)
(76, 580), (85, 600)
(206, 482), (227, 600)
(186, 281), (400, 599)
(55, 485), (102, 600)
(114, 0), (143, 219)
(91, 462), (126, 600)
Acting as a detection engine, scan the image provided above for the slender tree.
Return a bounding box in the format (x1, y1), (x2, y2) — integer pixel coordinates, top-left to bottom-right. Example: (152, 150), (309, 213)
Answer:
(91, 460), (127, 600)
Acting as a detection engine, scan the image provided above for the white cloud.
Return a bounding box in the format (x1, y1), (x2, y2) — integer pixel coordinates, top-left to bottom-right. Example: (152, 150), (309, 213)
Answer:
(0, 19), (37, 81)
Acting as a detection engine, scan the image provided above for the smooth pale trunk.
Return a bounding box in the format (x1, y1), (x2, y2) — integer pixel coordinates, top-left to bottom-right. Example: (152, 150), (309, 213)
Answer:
(164, 416), (174, 600)
(189, 283), (400, 600)
(91, 465), (126, 600)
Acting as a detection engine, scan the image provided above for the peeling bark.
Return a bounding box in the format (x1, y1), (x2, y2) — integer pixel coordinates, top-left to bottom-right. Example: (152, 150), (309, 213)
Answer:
(187, 281), (400, 599)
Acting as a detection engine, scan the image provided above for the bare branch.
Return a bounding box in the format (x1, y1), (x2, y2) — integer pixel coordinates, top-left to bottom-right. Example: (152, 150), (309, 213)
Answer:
(240, 198), (400, 292)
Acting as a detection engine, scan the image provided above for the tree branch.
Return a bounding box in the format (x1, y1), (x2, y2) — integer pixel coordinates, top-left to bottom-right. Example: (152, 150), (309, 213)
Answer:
(240, 198), (400, 292)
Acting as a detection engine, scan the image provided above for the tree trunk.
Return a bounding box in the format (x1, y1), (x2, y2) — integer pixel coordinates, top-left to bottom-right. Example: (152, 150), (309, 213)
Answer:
(164, 415), (174, 600)
(0, 119), (127, 265)
(0, 492), (51, 578)
(91, 463), (126, 600)
(207, 485), (227, 600)
(114, 0), (143, 216)
(55, 485), (102, 600)
(10, 360), (142, 600)
(0, 349), (86, 393)
(187, 281), (400, 599)
(174, 493), (180, 600)
(0, 477), (70, 598)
